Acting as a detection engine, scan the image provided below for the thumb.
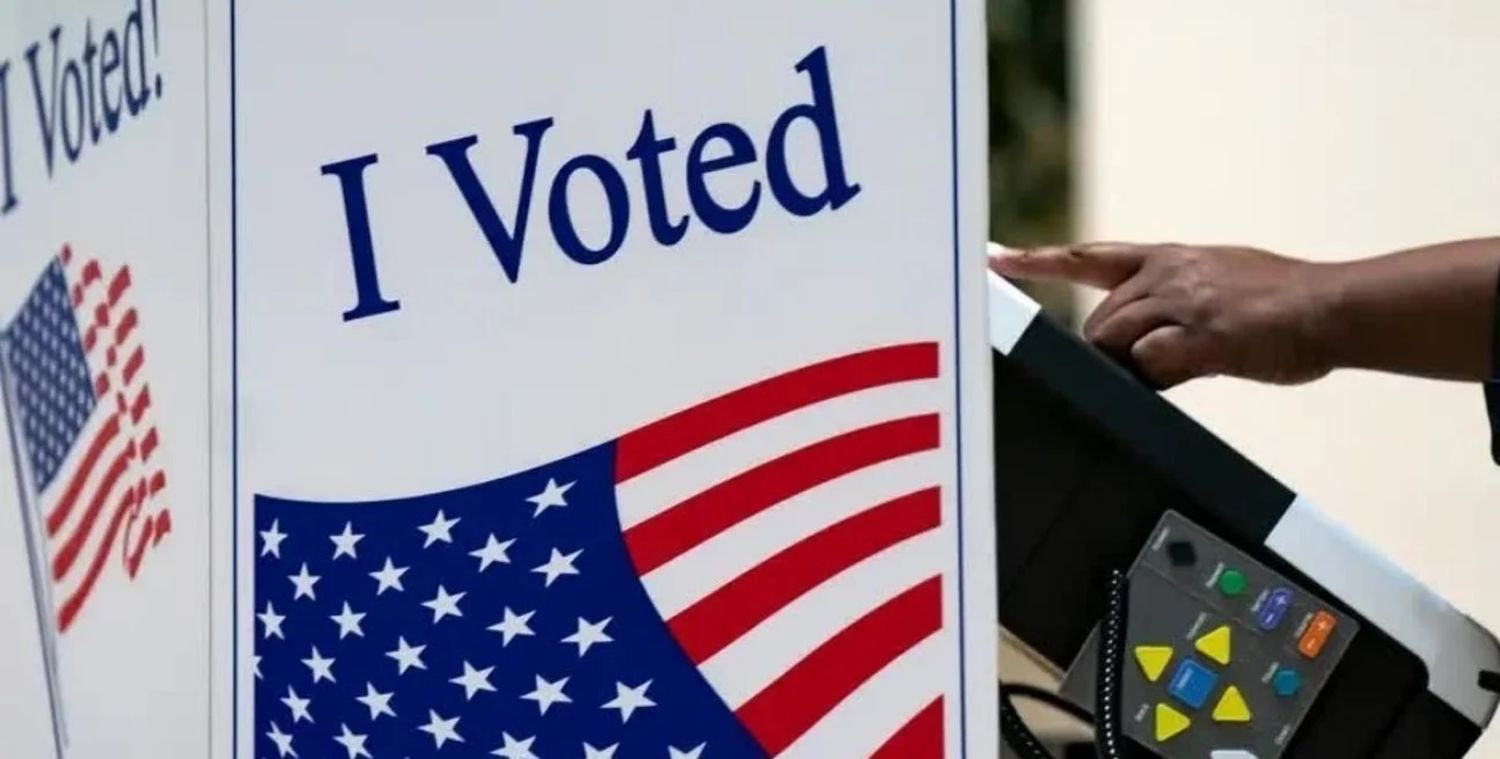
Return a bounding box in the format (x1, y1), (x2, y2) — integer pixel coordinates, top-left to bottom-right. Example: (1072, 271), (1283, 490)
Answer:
(989, 241), (1152, 290)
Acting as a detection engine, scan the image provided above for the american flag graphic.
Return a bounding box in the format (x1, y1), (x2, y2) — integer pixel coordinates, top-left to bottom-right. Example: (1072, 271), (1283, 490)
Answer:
(254, 341), (953, 758)
(1, 245), (173, 636)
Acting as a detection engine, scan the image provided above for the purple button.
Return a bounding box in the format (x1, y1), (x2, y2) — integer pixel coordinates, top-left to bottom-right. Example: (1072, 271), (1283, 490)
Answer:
(1258, 588), (1293, 631)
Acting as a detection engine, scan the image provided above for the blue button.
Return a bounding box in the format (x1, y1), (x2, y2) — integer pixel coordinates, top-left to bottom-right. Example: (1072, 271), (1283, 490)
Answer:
(1167, 659), (1219, 710)
(1257, 588), (1294, 631)
(1272, 668), (1303, 698)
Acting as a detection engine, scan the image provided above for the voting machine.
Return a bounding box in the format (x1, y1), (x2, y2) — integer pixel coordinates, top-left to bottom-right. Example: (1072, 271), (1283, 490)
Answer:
(989, 272), (1500, 758)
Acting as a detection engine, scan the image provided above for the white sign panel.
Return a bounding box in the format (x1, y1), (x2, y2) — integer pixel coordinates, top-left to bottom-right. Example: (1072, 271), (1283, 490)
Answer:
(0, 1), (211, 758)
(218, 2), (993, 758)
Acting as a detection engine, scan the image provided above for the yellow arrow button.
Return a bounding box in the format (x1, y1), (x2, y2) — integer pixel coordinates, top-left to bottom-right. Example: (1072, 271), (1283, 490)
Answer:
(1155, 703), (1192, 742)
(1134, 646), (1174, 683)
(1196, 624), (1233, 666)
(1213, 685), (1252, 723)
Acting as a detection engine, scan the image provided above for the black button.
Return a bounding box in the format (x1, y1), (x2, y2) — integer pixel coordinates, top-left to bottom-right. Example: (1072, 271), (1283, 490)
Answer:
(1167, 540), (1198, 567)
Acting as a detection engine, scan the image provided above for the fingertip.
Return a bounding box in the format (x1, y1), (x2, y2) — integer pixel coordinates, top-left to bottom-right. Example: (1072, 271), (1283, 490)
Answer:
(986, 241), (1019, 258)
(987, 243), (1067, 275)
(986, 243), (1027, 277)
(987, 253), (1023, 277)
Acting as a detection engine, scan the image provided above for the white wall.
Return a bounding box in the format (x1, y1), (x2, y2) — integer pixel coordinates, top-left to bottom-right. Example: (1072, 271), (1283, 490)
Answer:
(1077, 2), (1500, 755)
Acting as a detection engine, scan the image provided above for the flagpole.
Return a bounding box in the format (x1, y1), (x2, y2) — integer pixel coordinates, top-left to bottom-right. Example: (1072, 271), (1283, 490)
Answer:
(0, 334), (68, 758)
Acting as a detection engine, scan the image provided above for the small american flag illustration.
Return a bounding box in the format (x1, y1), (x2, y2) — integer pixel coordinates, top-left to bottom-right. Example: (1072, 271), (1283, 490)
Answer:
(1, 245), (173, 636)
(254, 341), (953, 758)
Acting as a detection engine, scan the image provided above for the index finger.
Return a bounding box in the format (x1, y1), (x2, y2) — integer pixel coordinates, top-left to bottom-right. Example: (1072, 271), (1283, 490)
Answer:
(988, 241), (1154, 289)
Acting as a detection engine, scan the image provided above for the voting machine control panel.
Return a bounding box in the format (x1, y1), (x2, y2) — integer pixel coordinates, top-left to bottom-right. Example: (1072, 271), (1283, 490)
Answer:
(1059, 511), (1357, 759)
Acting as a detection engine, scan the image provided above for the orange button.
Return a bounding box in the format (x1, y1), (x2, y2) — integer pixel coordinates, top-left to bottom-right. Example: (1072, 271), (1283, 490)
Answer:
(1298, 611), (1337, 658)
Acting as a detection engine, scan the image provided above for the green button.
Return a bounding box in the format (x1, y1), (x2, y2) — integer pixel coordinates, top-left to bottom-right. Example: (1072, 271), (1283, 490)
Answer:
(1218, 569), (1248, 597)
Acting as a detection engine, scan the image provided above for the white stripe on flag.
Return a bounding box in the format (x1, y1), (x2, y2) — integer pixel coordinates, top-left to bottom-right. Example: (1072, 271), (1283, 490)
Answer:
(640, 449), (940, 618)
(615, 378), (938, 529)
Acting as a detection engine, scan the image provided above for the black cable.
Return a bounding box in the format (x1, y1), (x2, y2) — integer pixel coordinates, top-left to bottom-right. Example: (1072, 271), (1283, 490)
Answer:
(1002, 682), (1095, 725)
(998, 566), (1132, 759)
(1094, 568), (1130, 759)
(999, 683), (1057, 759)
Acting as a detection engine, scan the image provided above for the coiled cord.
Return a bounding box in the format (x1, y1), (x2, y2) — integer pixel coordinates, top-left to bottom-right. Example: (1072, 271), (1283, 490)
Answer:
(998, 568), (1131, 759)
(1093, 568), (1129, 759)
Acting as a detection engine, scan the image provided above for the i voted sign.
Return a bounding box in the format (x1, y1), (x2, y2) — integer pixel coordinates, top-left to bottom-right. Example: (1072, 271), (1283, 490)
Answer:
(0, 2), (212, 758)
(221, 3), (994, 759)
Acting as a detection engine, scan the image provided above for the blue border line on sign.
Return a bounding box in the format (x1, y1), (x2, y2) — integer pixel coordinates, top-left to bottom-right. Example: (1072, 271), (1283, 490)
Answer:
(948, 0), (969, 754)
(229, 0), (239, 753)
(228, 4), (970, 754)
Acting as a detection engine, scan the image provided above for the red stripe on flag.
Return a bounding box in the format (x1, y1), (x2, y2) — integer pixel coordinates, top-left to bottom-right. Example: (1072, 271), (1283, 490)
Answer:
(140, 428), (159, 461)
(94, 373), (110, 399)
(152, 509), (172, 542)
(45, 414), (122, 536)
(623, 414), (939, 575)
(56, 487), (138, 632)
(669, 487), (940, 663)
(51, 439), (137, 580)
(83, 327), (97, 354)
(94, 303), (110, 328)
(872, 698), (945, 759)
(123, 493), (168, 579)
(125, 509), (154, 577)
(114, 309), (138, 345)
(615, 343), (939, 483)
(69, 257), (102, 305)
(107, 266), (131, 307)
(59, 245), (72, 265)
(129, 386), (152, 424)
(149, 470), (166, 495)
(735, 576), (943, 756)
(122, 346), (145, 385)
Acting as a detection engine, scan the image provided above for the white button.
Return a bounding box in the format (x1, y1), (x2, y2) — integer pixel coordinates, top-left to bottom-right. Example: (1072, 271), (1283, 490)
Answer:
(1210, 751), (1259, 759)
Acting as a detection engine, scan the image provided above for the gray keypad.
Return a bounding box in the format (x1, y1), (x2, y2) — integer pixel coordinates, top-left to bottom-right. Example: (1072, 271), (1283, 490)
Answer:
(1058, 510), (1358, 759)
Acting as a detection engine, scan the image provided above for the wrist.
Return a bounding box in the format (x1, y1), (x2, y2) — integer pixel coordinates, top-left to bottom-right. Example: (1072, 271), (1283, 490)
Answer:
(1294, 260), (1353, 375)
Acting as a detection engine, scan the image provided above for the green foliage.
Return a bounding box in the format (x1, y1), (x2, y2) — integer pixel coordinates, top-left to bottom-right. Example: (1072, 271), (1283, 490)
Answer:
(988, 0), (1075, 320)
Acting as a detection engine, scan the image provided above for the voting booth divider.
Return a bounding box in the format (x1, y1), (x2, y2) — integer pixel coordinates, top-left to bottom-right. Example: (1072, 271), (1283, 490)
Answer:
(0, 2), (1498, 758)
(0, 2), (213, 758)
(2, 1), (1003, 758)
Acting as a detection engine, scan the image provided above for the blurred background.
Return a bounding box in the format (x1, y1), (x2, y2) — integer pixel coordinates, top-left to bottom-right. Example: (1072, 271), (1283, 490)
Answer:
(990, 1), (1500, 755)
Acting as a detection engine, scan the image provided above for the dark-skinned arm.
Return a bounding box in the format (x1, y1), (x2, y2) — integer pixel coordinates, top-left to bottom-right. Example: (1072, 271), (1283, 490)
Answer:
(989, 238), (1500, 388)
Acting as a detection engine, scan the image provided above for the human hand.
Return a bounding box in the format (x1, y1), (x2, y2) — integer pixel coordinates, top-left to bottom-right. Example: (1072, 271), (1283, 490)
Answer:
(990, 242), (1336, 389)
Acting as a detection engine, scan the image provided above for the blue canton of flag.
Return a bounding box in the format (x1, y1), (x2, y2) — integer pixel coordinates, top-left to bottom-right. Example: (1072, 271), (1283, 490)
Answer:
(256, 444), (756, 758)
(255, 342), (953, 759)
(6, 259), (96, 492)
